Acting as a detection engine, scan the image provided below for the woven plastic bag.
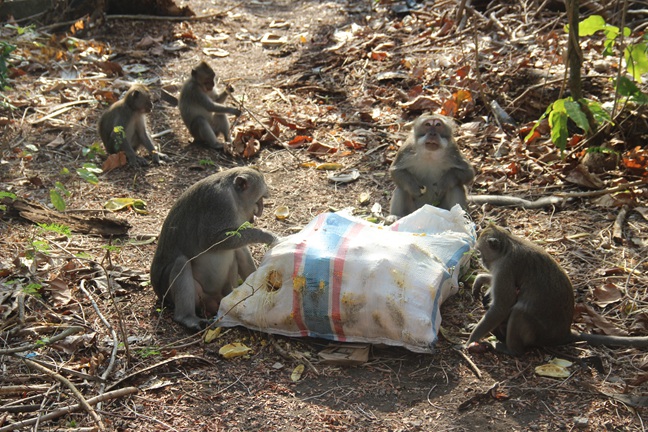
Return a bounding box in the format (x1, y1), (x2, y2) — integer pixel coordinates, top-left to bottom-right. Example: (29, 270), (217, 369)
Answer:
(216, 204), (476, 353)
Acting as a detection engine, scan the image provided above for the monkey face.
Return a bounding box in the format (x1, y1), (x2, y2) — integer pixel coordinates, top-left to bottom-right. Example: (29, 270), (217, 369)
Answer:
(415, 115), (453, 151)
(127, 88), (153, 114)
(475, 225), (508, 269)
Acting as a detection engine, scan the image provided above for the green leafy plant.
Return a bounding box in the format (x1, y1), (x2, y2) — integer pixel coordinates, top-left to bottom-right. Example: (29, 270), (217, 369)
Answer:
(23, 283), (43, 298)
(0, 41), (16, 89)
(49, 181), (71, 211)
(199, 159), (216, 166)
(137, 347), (161, 358)
(528, 14), (648, 151)
(82, 142), (106, 160)
(38, 222), (72, 237)
(77, 163), (102, 185)
(111, 126), (126, 151)
(28, 240), (50, 257)
(226, 221), (253, 238)
(0, 191), (16, 211)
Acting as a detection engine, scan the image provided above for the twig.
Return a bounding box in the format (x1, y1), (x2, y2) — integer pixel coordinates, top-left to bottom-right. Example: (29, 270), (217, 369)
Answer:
(612, 205), (630, 244)
(29, 100), (96, 125)
(21, 358), (106, 431)
(105, 355), (215, 392)
(79, 280), (119, 408)
(0, 388), (137, 432)
(455, 348), (482, 379)
(471, 178), (647, 208)
(0, 326), (84, 355)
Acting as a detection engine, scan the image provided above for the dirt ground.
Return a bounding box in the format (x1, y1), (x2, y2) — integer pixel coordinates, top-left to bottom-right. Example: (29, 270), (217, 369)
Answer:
(1, 0), (648, 431)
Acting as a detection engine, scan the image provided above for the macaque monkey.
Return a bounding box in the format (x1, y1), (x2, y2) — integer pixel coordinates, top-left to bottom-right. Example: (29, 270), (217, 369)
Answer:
(178, 61), (241, 149)
(467, 224), (648, 355)
(150, 167), (278, 331)
(98, 83), (164, 167)
(389, 114), (474, 217)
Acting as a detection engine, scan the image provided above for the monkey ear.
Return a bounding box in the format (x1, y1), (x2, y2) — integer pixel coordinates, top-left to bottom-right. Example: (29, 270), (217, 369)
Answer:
(486, 237), (500, 250)
(234, 175), (249, 191)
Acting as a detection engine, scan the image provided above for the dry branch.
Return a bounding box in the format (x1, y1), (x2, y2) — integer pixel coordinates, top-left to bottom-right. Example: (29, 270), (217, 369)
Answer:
(0, 387), (138, 432)
(22, 358), (106, 431)
(5, 198), (131, 236)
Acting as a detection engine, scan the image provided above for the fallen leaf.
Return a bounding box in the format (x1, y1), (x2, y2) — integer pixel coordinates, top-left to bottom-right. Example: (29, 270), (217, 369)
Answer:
(315, 162), (343, 170)
(288, 135), (313, 148)
(291, 364), (305, 381)
(400, 95), (440, 112)
(102, 152), (127, 171)
(574, 303), (628, 336)
(535, 363), (571, 378)
(565, 164), (605, 189)
(307, 141), (337, 155)
(104, 197), (148, 214)
(204, 327), (221, 343)
(592, 283), (623, 307)
(219, 342), (252, 359)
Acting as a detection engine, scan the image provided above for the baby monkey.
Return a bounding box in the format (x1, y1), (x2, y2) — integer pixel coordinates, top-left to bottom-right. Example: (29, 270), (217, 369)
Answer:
(179, 61), (241, 149)
(467, 224), (648, 355)
(98, 83), (164, 167)
(389, 114), (474, 217)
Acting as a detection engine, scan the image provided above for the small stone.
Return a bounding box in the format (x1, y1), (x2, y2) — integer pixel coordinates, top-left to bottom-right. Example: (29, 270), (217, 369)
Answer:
(573, 417), (589, 429)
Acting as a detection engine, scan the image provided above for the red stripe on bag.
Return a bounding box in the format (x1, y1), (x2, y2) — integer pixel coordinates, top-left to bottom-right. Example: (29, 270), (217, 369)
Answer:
(292, 214), (327, 336)
(330, 223), (365, 340)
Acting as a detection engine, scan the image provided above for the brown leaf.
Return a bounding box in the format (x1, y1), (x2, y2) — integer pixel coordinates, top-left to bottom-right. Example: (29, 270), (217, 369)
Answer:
(96, 61), (124, 77)
(565, 164), (605, 189)
(102, 152), (127, 172)
(592, 283), (623, 307)
(46, 276), (73, 306)
(623, 146), (648, 175)
(401, 95), (440, 112)
(306, 141), (337, 155)
(574, 303), (628, 336)
(287, 135), (313, 148)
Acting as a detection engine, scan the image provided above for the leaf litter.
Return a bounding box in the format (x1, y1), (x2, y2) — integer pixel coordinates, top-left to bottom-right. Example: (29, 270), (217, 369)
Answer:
(0, 0), (648, 431)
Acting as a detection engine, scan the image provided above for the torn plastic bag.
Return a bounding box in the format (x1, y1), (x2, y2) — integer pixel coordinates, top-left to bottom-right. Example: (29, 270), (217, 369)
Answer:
(216, 204), (476, 353)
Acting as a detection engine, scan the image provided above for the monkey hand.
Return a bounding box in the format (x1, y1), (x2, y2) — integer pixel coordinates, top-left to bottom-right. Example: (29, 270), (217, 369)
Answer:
(226, 84), (235, 93)
(229, 107), (242, 116)
(466, 341), (491, 354)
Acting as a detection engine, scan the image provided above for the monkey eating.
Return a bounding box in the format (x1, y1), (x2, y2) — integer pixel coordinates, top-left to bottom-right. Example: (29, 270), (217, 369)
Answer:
(178, 61), (241, 150)
(389, 114), (475, 217)
(467, 223), (648, 355)
(150, 167), (278, 331)
(98, 83), (165, 167)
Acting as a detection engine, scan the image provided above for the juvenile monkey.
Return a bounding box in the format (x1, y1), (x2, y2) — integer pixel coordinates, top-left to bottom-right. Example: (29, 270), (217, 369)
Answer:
(389, 114), (474, 217)
(98, 83), (163, 167)
(150, 167), (278, 331)
(467, 224), (648, 355)
(178, 61), (241, 149)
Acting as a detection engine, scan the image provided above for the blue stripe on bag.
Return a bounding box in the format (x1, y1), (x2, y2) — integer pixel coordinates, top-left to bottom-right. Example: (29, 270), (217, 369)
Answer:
(300, 214), (355, 338)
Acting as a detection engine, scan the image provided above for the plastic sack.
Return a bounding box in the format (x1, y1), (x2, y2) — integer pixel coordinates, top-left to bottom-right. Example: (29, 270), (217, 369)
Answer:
(216, 205), (476, 353)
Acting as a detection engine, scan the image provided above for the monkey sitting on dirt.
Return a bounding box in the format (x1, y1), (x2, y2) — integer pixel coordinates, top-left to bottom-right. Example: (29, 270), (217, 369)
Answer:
(98, 83), (166, 167)
(467, 223), (648, 355)
(150, 167), (278, 331)
(178, 61), (241, 150)
(389, 114), (474, 216)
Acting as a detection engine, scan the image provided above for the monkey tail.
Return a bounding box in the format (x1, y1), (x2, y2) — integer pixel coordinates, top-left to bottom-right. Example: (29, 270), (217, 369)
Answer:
(571, 331), (648, 348)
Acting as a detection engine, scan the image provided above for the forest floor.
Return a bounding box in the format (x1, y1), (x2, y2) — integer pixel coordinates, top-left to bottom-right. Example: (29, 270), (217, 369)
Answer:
(1, 0), (648, 431)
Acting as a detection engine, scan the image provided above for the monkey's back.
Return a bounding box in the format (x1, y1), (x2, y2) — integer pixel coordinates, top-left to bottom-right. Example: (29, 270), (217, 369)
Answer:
(511, 238), (574, 344)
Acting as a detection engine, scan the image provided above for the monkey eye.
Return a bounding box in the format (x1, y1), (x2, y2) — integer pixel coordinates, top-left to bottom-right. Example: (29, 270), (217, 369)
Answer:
(432, 119), (443, 128)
